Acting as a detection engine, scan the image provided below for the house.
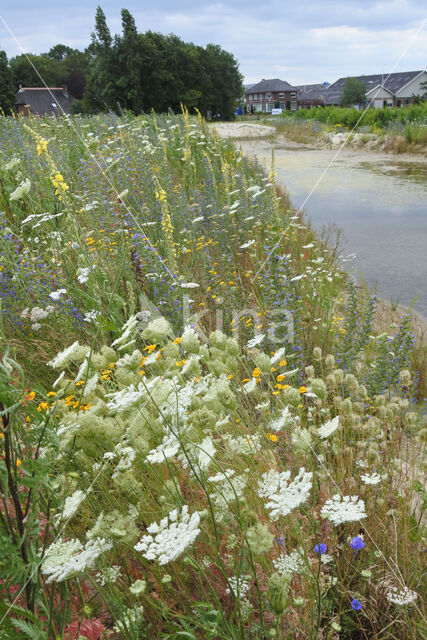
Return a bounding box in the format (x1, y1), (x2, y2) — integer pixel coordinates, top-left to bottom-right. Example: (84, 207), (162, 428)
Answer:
(245, 79), (298, 113)
(324, 71), (426, 107)
(295, 83), (330, 108)
(15, 87), (73, 116)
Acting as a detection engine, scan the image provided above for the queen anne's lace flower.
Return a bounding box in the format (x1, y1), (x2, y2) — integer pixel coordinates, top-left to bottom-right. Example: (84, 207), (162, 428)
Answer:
(273, 549), (305, 575)
(268, 407), (293, 432)
(360, 472), (381, 485)
(320, 494), (367, 525)
(257, 468), (312, 520)
(146, 433), (180, 464)
(55, 489), (87, 524)
(178, 436), (216, 470)
(134, 506), (200, 565)
(317, 416), (339, 439)
(41, 537), (112, 583)
(386, 586), (418, 606)
(247, 334), (265, 349)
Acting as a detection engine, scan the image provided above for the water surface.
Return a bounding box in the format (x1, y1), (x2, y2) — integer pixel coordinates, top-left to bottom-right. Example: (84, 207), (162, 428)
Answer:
(239, 139), (427, 318)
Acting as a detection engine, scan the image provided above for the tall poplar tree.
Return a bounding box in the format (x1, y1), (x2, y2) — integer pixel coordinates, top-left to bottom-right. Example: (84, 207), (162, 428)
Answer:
(117, 9), (143, 113)
(0, 51), (15, 114)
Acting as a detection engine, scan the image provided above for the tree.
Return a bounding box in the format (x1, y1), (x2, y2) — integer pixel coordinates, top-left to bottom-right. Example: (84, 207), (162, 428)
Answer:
(340, 77), (366, 106)
(0, 51), (15, 114)
(116, 9), (143, 113)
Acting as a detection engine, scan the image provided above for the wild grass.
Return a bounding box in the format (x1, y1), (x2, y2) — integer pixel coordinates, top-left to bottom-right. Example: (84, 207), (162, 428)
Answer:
(0, 109), (425, 640)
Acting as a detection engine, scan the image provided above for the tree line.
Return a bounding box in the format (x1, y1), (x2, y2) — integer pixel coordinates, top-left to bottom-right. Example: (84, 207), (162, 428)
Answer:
(0, 6), (244, 120)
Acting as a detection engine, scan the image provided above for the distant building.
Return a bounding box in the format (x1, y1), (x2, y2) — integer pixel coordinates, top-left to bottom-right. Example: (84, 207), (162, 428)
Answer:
(295, 83), (330, 108)
(324, 71), (426, 107)
(245, 79), (298, 113)
(15, 87), (72, 117)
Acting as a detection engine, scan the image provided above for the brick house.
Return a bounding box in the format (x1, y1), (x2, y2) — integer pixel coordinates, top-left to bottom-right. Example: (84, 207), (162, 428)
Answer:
(15, 87), (73, 116)
(245, 78), (298, 113)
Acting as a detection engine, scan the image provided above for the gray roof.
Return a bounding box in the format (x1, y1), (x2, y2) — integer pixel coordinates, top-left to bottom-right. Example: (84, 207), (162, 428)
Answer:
(16, 88), (72, 116)
(324, 71), (425, 104)
(246, 78), (296, 94)
(295, 83), (330, 101)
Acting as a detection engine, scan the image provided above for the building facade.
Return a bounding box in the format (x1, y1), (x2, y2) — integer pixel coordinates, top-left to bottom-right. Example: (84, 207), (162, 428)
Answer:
(245, 78), (298, 113)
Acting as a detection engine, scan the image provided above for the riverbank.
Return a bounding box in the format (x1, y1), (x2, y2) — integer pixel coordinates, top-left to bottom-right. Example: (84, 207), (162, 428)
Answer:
(215, 118), (427, 155)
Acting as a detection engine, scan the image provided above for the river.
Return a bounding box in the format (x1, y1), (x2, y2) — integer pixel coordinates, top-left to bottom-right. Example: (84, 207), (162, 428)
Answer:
(238, 138), (427, 318)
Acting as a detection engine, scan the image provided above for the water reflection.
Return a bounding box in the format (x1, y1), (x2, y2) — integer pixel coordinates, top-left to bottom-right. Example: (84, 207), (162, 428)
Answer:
(239, 139), (427, 317)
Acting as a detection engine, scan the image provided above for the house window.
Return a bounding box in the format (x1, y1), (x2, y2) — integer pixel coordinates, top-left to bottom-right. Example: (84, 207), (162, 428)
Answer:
(254, 94), (258, 100)
(259, 93), (264, 100)
(266, 92), (272, 99)
(290, 92), (296, 98)
(248, 95), (253, 101)
(404, 98), (410, 105)
(279, 92), (284, 98)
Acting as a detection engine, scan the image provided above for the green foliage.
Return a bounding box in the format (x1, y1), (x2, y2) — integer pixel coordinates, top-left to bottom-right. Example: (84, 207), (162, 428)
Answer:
(340, 77), (366, 106)
(0, 51), (16, 114)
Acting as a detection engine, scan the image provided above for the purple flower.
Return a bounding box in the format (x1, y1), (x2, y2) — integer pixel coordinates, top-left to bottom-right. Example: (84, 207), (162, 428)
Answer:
(350, 536), (365, 550)
(351, 598), (362, 611)
(314, 543), (327, 554)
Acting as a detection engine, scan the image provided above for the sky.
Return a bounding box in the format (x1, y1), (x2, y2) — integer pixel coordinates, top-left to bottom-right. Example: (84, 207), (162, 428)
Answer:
(0, 1), (426, 85)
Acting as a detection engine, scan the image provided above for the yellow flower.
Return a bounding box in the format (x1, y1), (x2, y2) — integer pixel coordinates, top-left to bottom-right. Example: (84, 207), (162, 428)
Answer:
(266, 433), (278, 442)
(252, 367), (261, 378)
(46, 391), (56, 397)
(16, 459), (22, 467)
(279, 360), (287, 367)
(299, 386), (307, 394)
(144, 344), (157, 353)
(174, 337), (182, 344)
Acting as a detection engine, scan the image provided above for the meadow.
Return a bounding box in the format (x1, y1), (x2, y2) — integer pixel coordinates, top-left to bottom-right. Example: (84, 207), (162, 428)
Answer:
(0, 110), (425, 640)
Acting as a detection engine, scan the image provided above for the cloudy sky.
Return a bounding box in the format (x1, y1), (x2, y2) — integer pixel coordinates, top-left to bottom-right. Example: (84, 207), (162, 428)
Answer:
(0, 1), (425, 84)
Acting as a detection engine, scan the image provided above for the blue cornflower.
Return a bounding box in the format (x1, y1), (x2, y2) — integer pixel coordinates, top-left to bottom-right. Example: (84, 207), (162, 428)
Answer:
(351, 598), (362, 611)
(314, 543), (327, 554)
(350, 536), (365, 550)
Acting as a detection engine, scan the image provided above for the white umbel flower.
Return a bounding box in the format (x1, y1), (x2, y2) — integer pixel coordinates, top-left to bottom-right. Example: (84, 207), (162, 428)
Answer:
(360, 472), (381, 485)
(247, 333), (265, 349)
(386, 586), (418, 606)
(258, 468), (312, 520)
(273, 549), (305, 575)
(41, 537), (112, 583)
(320, 494), (367, 525)
(317, 416), (339, 439)
(9, 178), (31, 201)
(146, 433), (180, 464)
(134, 505), (200, 565)
(48, 341), (80, 369)
(55, 489), (87, 524)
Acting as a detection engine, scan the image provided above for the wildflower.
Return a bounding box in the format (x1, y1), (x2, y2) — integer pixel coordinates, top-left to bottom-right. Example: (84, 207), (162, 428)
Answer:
(49, 288), (67, 301)
(299, 386), (307, 394)
(386, 586), (418, 606)
(273, 549), (304, 575)
(146, 433), (180, 464)
(96, 566), (122, 586)
(247, 333), (265, 349)
(257, 468), (312, 521)
(134, 505), (201, 565)
(314, 543), (327, 554)
(129, 579), (146, 595)
(360, 472), (381, 485)
(41, 538), (112, 583)
(350, 536), (365, 550)
(180, 282), (199, 288)
(9, 178), (31, 201)
(240, 240), (255, 249)
(321, 494), (367, 526)
(351, 598), (362, 611)
(55, 489), (87, 524)
(317, 415), (339, 439)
